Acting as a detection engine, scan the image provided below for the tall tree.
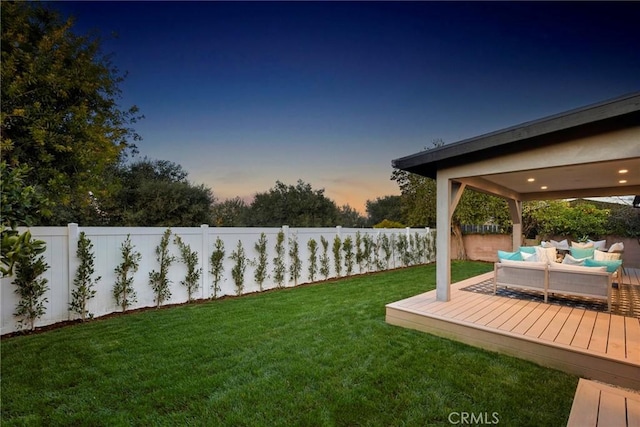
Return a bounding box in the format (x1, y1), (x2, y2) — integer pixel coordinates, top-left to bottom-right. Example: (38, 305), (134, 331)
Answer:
(113, 159), (214, 226)
(1, 2), (142, 224)
(366, 195), (403, 226)
(247, 180), (340, 227)
(338, 205), (367, 228)
(211, 197), (249, 227)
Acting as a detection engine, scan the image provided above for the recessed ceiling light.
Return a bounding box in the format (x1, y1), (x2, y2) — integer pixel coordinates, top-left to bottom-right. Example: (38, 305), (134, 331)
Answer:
(619, 180), (628, 184)
(541, 186), (548, 190)
(527, 178), (535, 182)
(619, 169), (628, 174)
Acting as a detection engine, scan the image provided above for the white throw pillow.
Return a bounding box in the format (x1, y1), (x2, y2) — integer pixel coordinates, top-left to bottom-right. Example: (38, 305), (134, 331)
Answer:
(548, 262), (607, 273)
(534, 245), (557, 264)
(608, 242), (624, 253)
(540, 241), (552, 248)
(594, 249), (621, 261)
(588, 239), (607, 250)
(572, 241), (594, 249)
(521, 251), (538, 262)
(550, 239), (570, 250)
(562, 254), (588, 266)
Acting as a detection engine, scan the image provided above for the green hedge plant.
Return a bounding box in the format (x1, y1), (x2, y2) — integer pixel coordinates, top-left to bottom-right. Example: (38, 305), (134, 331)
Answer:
(288, 234), (301, 286)
(273, 231), (286, 288)
(230, 240), (248, 295)
(174, 234), (201, 302)
(253, 233), (269, 292)
(209, 237), (225, 299)
(319, 236), (330, 280)
(70, 232), (99, 321)
(12, 231), (49, 331)
(113, 235), (140, 312)
(149, 229), (174, 307)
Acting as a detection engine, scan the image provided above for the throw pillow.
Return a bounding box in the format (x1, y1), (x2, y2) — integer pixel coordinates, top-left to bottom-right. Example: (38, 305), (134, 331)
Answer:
(571, 241), (594, 249)
(550, 239), (570, 250)
(562, 254), (588, 266)
(521, 251), (538, 262)
(570, 247), (595, 259)
(608, 242), (624, 253)
(497, 250), (522, 261)
(519, 246), (536, 254)
(594, 250), (621, 261)
(534, 245), (557, 264)
(588, 239), (607, 250)
(584, 258), (622, 273)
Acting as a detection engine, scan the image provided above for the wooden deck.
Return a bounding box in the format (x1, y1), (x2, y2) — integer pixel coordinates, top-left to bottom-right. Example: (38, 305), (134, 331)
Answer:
(386, 268), (640, 390)
(567, 379), (640, 427)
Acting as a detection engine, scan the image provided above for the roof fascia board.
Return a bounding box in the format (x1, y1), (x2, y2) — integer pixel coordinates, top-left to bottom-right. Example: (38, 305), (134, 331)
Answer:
(392, 92), (640, 172)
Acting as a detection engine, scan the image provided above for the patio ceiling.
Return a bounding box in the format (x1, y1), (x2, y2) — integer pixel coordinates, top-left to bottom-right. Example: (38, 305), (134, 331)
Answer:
(393, 92), (640, 202)
(461, 157), (640, 202)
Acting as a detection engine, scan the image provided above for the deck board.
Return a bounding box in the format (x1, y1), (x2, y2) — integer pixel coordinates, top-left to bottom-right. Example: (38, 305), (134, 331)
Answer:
(540, 305), (573, 341)
(554, 308), (584, 345)
(572, 310), (598, 349)
(589, 312), (611, 353)
(386, 268), (640, 391)
(626, 317), (640, 364)
(567, 379), (640, 427)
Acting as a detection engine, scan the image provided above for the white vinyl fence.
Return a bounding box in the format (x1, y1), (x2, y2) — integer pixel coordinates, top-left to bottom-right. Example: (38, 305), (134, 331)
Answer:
(1, 225), (434, 335)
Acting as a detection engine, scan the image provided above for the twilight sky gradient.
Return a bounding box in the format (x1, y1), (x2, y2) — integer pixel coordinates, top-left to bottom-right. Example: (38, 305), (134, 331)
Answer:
(55, 1), (640, 213)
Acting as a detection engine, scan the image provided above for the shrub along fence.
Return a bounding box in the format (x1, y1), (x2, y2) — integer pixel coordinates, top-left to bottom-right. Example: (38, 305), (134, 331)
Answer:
(1, 225), (434, 335)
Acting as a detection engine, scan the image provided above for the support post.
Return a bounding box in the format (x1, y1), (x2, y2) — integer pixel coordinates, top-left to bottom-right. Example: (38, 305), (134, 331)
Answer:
(435, 179), (466, 302)
(507, 199), (523, 250)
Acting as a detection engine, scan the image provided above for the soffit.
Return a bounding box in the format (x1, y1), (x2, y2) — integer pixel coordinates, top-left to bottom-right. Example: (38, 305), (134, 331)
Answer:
(469, 158), (640, 201)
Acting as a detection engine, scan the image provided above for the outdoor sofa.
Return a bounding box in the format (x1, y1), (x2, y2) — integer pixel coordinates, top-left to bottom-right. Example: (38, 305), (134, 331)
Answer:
(494, 260), (613, 311)
(492, 240), (623, 311)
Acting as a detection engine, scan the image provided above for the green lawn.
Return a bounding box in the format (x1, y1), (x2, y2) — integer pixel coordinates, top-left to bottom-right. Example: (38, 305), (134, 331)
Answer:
(1, 261), (577, 426)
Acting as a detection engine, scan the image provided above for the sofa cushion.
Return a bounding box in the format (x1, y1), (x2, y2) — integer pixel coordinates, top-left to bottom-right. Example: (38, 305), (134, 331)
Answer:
(498, 250), (522, 261)
(570, 247), (595, 259)
(584, 258), (622, 273)
(499, 259), (546, 268)
(549, 262), (607, 273)
(594, 249), (621, 261)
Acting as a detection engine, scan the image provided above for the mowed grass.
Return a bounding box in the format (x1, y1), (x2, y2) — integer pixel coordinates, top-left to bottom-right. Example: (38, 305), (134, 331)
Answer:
(1, 261), (577, 426)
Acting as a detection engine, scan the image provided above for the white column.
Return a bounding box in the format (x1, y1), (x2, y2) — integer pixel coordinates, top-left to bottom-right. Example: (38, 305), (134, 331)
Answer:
(508, 199), (523, 251)
(435, 178), (466, 302)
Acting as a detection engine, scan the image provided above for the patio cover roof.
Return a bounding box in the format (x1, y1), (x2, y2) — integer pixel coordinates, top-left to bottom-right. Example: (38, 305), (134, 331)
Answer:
(392, 92), (640, 201)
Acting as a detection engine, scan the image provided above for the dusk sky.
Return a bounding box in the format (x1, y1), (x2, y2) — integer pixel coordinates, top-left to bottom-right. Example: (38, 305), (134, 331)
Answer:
(54, 1), (640, 213)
